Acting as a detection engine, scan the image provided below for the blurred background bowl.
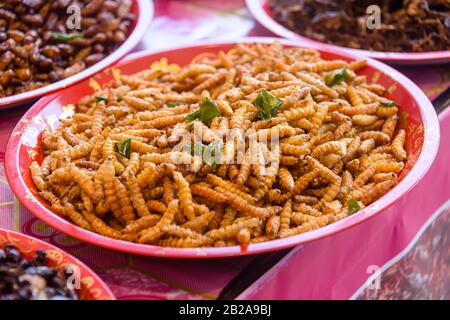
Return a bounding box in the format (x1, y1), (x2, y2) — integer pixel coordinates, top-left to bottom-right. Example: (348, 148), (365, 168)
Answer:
(246, 0), (450, 65)
(0, 0), (153, 110)
(0, 228), (115, 300)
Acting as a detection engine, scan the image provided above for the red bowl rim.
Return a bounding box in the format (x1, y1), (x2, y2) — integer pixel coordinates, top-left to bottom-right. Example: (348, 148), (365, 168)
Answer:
(246, 0), (450, 65)
(0, 228), (115, 299)
(5, 37), (440, 259)
(0, 0), (153, 109)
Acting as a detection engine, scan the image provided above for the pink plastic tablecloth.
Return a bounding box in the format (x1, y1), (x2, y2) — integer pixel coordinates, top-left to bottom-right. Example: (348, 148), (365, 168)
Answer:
(0, 0), (449, 300)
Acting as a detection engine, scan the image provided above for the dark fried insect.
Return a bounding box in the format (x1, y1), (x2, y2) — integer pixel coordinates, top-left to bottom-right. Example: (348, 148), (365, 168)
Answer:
(269, 0), (450, 53)
(0, 243), (79, 300)
(0, 0), (134, 98)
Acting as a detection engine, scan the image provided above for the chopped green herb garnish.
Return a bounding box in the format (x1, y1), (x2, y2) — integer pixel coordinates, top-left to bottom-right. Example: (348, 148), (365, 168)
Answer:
(95, 96), (109, 103)
(348, 199), (361, 215)
(182, 141), (222, 166)
(252, 90), (282, 120)
(182, 142), (206, 156)
(50, 32), (84, 42)
(324, 67), (350, 86)
(166, 102), (182, 108)
(185, 110), (201, 123)
(115, 139), (131, 159)
(185, 97), (221, 125)
(203, 141), (223, 167)
(116, 96), (123, 102)
(380, 99), (397, 108)
(191, 142), (206, 157)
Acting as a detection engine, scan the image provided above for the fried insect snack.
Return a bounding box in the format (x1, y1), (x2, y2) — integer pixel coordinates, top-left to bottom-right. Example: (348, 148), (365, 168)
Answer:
(0, 0), (135, 98)
(31, 43), (407, 248)
(0, 243), (79, 300)
(269, 0), (450, 53)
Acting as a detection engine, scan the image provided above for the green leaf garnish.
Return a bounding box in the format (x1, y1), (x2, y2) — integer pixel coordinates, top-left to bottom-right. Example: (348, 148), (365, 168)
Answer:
(95, 96), (109, 103)
(185, 97), (221, 125)
(115, 139), (131, 159)
(166, 102), (182, 108)
(348, 199), (361, 215)
(324, 67), (350, 86)
(380, 99), (397, 108)
(50, 32), (84, 42)
(183, 142), (206, 156)
(182, 141), (222, 167)
(189, 142), (206, 157)
(116, 96), (123, 102)
(252, 90), (282, 120)
(203, 141), (223, 167)
(185, 110), (201, 123)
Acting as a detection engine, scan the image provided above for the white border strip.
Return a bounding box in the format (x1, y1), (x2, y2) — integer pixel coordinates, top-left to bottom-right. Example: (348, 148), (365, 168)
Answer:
(350, 197), (450, 300)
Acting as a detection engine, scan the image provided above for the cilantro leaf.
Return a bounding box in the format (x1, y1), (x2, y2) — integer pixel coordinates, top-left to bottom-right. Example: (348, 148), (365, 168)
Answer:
(348, 199), (361, 215)
(115, 139), (131, 159)
(50, 32), (84, 42)
(252, 90), (282, 120)
(185, 97), (221, 125)
(324, 67), (350, 86)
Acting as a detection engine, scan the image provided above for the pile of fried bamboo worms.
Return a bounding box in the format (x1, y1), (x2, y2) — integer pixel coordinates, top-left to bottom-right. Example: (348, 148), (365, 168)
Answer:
(30, 43), (407, 248)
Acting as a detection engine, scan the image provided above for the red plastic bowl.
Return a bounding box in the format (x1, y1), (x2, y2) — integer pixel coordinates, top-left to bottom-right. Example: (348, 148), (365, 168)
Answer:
(246, 0), (450, 65)
(0, 0), (153, 110)
(5, 38), (440, 259)
(0, 228), (115, 299)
